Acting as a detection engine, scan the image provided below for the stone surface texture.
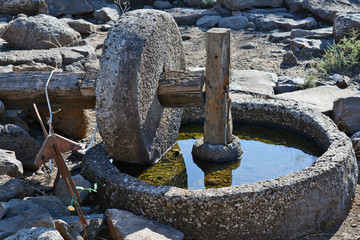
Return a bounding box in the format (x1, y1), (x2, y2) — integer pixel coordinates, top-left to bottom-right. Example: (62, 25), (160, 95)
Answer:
(2, 14), (81, 50)
(0, 124), (41, 170)
(0, 175), (24, 202)
(0, 0), (47, 16)
(275, 85), (360, 113)
(0, 200), (54, 236)
(196, 16), (222, 29)
(45, 0), (94, 17)
(0, 149), (23, 178)
(0, 50), (63, 67)
(284, 0), (305, 12)
(290, 38), (332, 58)
(106, 209), (184, 240)
(4, 227), (63, 240)
(96, 10), (185, 164)
(290, 27), (333, 39)
(256, 15), (317, 31)
(230, 69), (278, 95)
(82, 97), (358, 240)
(62, 18), (96, 34)
(94, 7), (120, 22)
(218, 0), (283, 10)
(333, 14), (360, 43)
(218, 16), (249, 30)
(55, 174), (92, 205)
(192, 136), (243, 162)
(281, 50), (298, 66)
(303, 0), (360, 23)
(333, 96), (360, 135)
(54, 219), (83, 240)
(164, 8), (219, 26)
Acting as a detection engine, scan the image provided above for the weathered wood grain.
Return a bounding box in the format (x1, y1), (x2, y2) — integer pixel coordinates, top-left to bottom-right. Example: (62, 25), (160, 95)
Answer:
(203, 28), (232, 145)
(0, 72), (95, 109)
(158, 70), (204, 107)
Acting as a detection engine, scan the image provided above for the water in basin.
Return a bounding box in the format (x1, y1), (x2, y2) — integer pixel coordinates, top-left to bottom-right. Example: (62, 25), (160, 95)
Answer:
(115, 123), (324, 190)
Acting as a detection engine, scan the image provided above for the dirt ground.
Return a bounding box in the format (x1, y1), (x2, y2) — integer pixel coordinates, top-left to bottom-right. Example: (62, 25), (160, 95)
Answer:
(23, 27), (360, 239)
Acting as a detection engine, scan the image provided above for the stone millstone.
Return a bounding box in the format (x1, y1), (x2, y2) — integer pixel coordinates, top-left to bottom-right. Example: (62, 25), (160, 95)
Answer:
(96, 10), (185, 164)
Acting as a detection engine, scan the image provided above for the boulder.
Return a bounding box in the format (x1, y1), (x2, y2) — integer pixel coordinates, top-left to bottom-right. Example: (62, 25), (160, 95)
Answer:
(55, 174), (92, 205)
(290, 38), (332, 58)
(27, 196), (70, 219)
(0, 124), (41, 170)
(290, 27), (333, 39)
(256, 15), (317, 31)
(333, 96), (360, 135)
(327, 74), (351, 88)
(61, 214), (105, 239)
(274, 76), (304, 94)
(0, 150), (23, 178)
(94, 7), (120, 22)
(54, 219), (83, 240)
(106, 209), (184, 240)
(2, 14), (81, 50)
(4, 227), (63, 240)
(275, 86), (360, 113)
(0, 199), (55, 237)
(196, 16), (222, 28)
(270, 31), (291, 42)
(45, 0), (94, 17)
(333, 14), (360, 43)
(281, 50), (298, 66)
(153, 0), (172, 9)
(164, 8), (219, 26)
(284, 0), (305, 12)
(218, 16), (249, 30)
(0, 175), (24, 202)
(96, 10), (185, 164)
(0, 50), (63, 67)
(62, 18), (96, 34)
(303, 0), (360, 23)
(0, 0), (47, 16)
(230, 70), (278, 95)
(218, 0), (283, 11)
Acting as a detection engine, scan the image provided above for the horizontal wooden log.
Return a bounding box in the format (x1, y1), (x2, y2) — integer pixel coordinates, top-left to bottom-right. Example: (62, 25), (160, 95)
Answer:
(0, 72), (96, 109)
(157, 70), (205, 107)
(0, 70), (205, 110)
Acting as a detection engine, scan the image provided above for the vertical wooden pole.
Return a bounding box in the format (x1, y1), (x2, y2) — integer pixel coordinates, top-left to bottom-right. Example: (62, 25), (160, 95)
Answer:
(204, 28), (232, 145)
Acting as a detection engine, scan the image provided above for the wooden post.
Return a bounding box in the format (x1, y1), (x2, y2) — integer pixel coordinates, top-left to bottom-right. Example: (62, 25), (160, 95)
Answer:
(204, 28), (232, 145)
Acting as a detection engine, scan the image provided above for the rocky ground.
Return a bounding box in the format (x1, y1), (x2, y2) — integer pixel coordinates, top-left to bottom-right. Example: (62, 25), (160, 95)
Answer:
(1, 0), (360, 239)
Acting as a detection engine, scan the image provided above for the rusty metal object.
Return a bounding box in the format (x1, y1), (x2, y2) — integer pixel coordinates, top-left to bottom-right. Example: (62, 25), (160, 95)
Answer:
(33, 71), (89, 239)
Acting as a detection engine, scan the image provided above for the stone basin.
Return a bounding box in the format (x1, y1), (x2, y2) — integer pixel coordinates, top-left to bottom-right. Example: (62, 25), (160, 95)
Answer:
(82, 96), (358, 240)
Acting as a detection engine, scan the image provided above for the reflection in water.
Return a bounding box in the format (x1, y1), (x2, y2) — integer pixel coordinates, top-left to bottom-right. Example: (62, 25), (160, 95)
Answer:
(194, 159), (241, 188)
(116, 123), (324, 190)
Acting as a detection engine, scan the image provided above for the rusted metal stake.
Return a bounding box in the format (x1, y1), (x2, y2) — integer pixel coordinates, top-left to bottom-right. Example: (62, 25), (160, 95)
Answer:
(33, 71), (89, 239)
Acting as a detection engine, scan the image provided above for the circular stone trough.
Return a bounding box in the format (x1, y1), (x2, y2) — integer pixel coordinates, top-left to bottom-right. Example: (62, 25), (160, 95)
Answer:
(82, 97), (358, 240)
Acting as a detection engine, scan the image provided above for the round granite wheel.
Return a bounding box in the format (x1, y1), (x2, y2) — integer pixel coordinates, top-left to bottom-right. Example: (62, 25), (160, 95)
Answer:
(96, 10), (185, 164)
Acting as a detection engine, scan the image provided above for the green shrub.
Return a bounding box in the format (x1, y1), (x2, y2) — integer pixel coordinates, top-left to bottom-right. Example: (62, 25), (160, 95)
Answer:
(300, 69), (318, 89)
(314, 30), (360, 77)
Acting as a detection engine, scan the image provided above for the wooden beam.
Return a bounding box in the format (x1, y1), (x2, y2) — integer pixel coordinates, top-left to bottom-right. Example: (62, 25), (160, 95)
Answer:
(157, 70), (205, 107)
(0, 72), (95, 109)
(203, 28), (232, 145)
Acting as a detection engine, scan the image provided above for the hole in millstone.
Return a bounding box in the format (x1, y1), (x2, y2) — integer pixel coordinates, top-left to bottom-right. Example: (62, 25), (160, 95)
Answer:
(182, 36), (191, 41)
(115, 122), (324, 190)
